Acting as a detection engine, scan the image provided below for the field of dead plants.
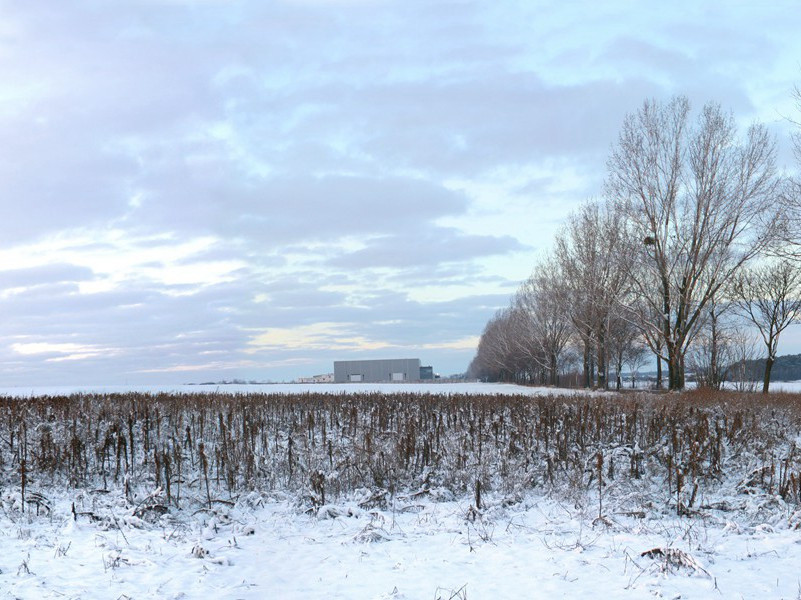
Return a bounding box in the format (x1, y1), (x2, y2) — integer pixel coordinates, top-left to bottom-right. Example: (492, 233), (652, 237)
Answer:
(3, 389), (801, 519)
(5, 388), (801, 598)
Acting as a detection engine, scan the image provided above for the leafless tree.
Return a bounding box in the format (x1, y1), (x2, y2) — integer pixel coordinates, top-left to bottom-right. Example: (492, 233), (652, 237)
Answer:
(607, 312), (644, 390)
(607, 96), (781, 390)
(687, 299), (736, 390)
(625, 341), (650, 389)
(732, 259), (801, 393)
(515, 259), (573, 386)
(468, 307), (520, 382)
(627, 286), (668, 389)
(506, 302), (543, 383)
(728, 329), (761, 392)
(776, 85), (801, 255)
(554, 200), (630, 388)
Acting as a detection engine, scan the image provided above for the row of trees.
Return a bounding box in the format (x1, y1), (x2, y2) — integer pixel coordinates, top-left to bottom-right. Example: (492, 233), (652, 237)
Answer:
(469, 95), (801, 392)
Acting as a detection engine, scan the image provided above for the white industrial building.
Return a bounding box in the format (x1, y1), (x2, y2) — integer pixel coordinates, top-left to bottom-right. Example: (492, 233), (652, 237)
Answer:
(334, 358), (433, 383)
(296, 373), (334, 383)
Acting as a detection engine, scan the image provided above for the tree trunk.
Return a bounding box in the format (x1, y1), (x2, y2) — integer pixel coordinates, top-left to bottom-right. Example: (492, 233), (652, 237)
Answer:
(668, 352), (684, 392)
(762, 355), (774, 394)
(709, 310), (721, 390)
(668, 350), (685, 390)
(583, 341), (591, 388)
(655, 355), (662, 389)
(597, 331), (606, 389)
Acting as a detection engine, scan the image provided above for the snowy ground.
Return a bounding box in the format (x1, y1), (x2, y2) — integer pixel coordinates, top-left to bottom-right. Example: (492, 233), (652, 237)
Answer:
(762, 381), (801, 393)
(3, 487), (801, 599)
(5, 380), (801, 398)
(3, 383), (801, 599)
(0, 382), (592, 398)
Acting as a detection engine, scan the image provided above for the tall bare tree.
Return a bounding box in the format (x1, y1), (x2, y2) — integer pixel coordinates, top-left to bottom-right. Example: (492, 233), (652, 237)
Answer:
(607, 312), (644, 390)
(515, 259), (573, 386)
(469, 307), (520, 382)
(554, 200), (629, 388)
(606, 96), (781, 390)
(777, 86), (801, 254)
(732, 259), (801, 393)
(687, 298), (735, 390)
(625, 340), (650, 389)
(727, 329), (761, 392)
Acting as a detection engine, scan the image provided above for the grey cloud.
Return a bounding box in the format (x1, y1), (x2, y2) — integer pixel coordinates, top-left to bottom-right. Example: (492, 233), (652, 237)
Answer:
(384, 265), (517, 289)
(596, 37), (756, 116)
(327, 227), (526, 269)
(0, 0), (754, 249)
(130, 172), (469, 244)
(234, 72), (662, 179)
(599, 37), (694, 74)
(261, 289), (347, 310)
(0, 274), (497, 384)
(0, 264), (95, 288)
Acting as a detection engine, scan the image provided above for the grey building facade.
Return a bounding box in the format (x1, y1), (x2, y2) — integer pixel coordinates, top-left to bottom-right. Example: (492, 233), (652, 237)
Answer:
(334, 358), (422, 383)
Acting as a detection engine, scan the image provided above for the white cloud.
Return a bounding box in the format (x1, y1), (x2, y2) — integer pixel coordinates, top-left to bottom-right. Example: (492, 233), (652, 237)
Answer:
(11, 342), (118, 362)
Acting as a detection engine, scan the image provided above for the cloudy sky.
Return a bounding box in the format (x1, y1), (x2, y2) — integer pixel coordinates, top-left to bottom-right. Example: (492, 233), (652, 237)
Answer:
(1, 1), (800, 385)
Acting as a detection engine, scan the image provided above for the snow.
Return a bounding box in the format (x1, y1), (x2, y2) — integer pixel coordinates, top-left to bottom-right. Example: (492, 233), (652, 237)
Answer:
(6, 379), (801, 398)
(3, 488), (801, 599)
(762, 380), (801, 393)
(2, 382), (800, 598)
(0, 382), (590, 398)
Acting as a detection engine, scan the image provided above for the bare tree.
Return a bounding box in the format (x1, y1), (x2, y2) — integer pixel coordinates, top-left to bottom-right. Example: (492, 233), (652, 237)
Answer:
(607, 313), (644, 390)
(506, 302), (544, 383)
(607, 96), (781, 390)
(554, 200), (630, 388)
(778, 86), (801, 254)
(469, 307), (520, 382)
(515, 259), (573, 386)
(687, 299), (736, 390)
(625, 341), (650, 389)
(732, 259), (801, 393)
(728, 329), (761, 392)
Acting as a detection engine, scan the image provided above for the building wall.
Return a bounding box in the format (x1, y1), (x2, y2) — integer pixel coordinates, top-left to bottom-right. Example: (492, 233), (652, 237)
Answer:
(297, 373), (334, 383)
(334, 358), (422, 383)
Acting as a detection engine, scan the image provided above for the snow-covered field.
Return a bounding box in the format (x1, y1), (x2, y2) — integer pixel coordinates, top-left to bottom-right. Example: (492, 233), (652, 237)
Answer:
(4, 380), (801, 398)
(0, 381), (586, 398)
(6, 379), (801, 399)
(761, 380), (801, 393)
(3, 487), (801, 599)
(3, 384), (801, 599)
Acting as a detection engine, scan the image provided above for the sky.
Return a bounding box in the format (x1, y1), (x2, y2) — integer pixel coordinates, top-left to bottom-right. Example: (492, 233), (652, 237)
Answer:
(1, 1), (800, 385)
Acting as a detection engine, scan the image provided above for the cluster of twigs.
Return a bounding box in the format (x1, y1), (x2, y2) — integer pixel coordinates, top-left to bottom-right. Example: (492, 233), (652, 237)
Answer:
(1, 389), (801, 512)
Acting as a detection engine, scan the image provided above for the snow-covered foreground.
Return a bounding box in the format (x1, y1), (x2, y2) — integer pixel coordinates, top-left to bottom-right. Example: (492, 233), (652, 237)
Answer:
(0, 382), (586, 398)
(2, 488), (801, 599)
(3, 386), (801, 598)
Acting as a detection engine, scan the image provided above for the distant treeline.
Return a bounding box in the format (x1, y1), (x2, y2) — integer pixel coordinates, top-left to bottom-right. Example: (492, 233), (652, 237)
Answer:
(735, 354), (801, 382)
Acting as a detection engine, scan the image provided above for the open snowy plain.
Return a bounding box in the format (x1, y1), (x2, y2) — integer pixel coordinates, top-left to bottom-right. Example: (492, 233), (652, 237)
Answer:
(4, 486), (801, 599)
(1, 383), (801, 599)
(0, 381), (581, 398)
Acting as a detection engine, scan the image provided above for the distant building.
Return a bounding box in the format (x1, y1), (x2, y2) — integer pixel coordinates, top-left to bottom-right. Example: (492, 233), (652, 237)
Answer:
(420, 365), (434, 380)
(297, 373), (334, 383)
(334, 358), (428, 383)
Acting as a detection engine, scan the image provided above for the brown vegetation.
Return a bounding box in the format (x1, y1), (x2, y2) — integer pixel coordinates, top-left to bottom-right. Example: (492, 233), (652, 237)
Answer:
(3, 391), (801, 514)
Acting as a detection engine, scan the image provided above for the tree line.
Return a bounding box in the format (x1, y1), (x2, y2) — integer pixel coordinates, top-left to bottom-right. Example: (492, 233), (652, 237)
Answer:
(469, 94), (801, 393)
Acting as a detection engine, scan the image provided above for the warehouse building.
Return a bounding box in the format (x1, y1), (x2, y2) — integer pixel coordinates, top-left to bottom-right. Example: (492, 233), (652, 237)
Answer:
(334, 358), (432, 383)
